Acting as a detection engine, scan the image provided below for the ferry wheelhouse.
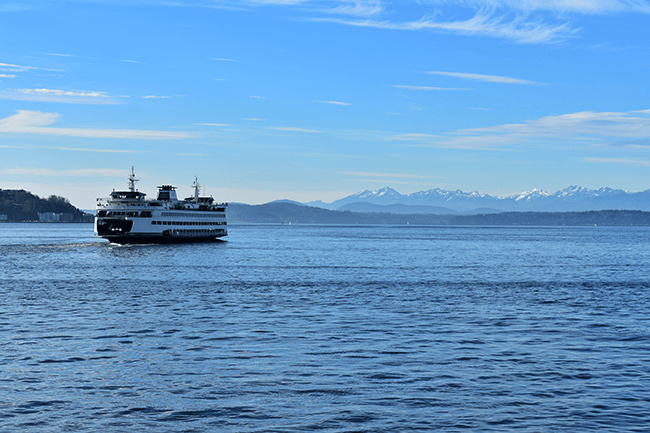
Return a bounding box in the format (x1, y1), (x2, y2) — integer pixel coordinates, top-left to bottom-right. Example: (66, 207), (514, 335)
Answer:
(95, 169), (227, 244)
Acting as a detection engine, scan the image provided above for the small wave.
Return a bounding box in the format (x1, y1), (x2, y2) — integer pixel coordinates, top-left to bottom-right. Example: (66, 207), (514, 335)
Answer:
(38, 357), (85, 363)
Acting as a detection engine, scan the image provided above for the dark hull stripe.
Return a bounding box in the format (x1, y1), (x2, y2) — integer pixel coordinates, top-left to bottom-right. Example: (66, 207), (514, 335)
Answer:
(99, 234), (227, 244)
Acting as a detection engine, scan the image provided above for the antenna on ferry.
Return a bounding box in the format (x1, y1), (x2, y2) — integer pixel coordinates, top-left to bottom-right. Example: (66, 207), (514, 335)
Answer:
(128, 167), (139, 192)
(192, 176), (201, 202)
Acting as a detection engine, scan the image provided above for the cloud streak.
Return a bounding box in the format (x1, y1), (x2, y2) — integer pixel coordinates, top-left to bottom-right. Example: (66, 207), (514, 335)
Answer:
(0, 88), (121, 104)
(584, 157), (650, 167)
(0, 110), (194, 140)
(434, 0), (650, 15)
(323, 0), (384, 17)
(392, 85), (470, 91)
(459, 110), (650, 139)
(303, 0), (648, 44)
(343, 171), (441, 179)
(315, 100), (352, 105)
(270, 126), (323, 133)
(139, 1), (650, 44)
(311, 10), (578, 44)
(0, 62), (38, 72)
(2, 168), (130, 176)
(426, 71), (543, 84)
(400, 109), (650, 149)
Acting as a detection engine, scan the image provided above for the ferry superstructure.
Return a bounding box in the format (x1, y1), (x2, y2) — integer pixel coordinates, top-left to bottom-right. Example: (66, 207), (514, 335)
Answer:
(95, 169), (227, 244)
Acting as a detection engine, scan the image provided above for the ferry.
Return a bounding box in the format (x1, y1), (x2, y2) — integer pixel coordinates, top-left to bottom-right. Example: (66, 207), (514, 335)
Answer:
(95, 168), (227, 244)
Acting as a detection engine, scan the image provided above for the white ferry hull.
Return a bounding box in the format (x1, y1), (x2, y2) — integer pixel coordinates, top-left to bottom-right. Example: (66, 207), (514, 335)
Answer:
(94, 170), (228, 244)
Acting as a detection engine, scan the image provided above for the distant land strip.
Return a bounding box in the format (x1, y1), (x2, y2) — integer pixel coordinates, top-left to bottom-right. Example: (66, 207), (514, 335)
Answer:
(3, 190), (650, 226)
(228, 203), (650, 227)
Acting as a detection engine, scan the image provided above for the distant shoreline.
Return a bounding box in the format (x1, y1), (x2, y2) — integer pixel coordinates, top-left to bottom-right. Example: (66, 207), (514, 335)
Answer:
(5, 189), (650, 226)
(226, 203), (650, 227)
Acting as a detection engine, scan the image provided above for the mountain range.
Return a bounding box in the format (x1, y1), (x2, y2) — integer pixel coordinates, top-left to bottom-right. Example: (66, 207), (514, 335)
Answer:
(307, 186), (650, 213)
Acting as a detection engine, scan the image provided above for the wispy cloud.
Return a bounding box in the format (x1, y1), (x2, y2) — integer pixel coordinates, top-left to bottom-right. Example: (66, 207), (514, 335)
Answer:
(142, 95), (171, 99)
(0, 88), (120, 105)
(250, 95), (266, 99)
(40, 146), (139, 153)
(197, 123), (234, 126)
(312, 0), (650, 44)
(0, 74), (18, 78)
(20, 88), (109, 97)
(148, 0), (650, 44)
(350, 178), (439, 186)
(323, 0), (384, 17)
(0, 110), (193, 140)
(213, 57), (238, 62)
(0, 62), (35, 72)
(343, 171), (441, 179)
(2, 168), (130, 176)
(0, 61), (61, 72)
(270, 126), (323, 133)
(392, 84), (470, 91)
(311, 10), (577, 44)
(459, 110), (650, 139)
(405, 108), (650, 149)
(436, 0), (650, 15)
(426, 71), (544, 84)
(384, 133), (440, 141)
(584, 157), (650, 167)
(38, 52), (76, 57)
(315, 100), (352, 105)
(161, 0), (384, 18)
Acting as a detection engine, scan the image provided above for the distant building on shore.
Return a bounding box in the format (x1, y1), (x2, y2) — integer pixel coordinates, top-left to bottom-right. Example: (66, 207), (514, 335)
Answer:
(38, 212), (75, 223)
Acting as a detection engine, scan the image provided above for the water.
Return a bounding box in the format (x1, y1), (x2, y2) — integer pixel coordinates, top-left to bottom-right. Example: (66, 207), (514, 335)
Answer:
(1, 223), (650, 432)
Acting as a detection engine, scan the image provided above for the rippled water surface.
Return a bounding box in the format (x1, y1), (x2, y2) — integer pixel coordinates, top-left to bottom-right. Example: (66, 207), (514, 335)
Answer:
(1, 223), (650, 432)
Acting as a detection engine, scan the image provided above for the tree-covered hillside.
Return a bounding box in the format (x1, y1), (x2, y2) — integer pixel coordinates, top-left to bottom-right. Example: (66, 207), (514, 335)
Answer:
(0, 189), (89, 222)
(227, 203), (650, 226)
(448, 210), (650, 226)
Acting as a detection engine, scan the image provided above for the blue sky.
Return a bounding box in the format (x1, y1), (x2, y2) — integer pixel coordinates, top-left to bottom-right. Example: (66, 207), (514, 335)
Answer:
(1, 0), (650, 208)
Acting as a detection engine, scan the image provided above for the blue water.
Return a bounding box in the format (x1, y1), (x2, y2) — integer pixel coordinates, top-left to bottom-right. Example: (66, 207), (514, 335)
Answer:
(1, 223), (650, 432)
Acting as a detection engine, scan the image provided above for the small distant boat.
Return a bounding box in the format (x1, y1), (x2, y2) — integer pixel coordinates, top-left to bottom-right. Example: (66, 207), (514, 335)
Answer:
(94, 168), (227, 244)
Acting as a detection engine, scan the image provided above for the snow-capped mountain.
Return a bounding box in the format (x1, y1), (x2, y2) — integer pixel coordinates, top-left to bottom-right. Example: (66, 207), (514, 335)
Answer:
(514, 188), (553, 202)
(344, 187), (404, 204)
(308, 186), (650, 213)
